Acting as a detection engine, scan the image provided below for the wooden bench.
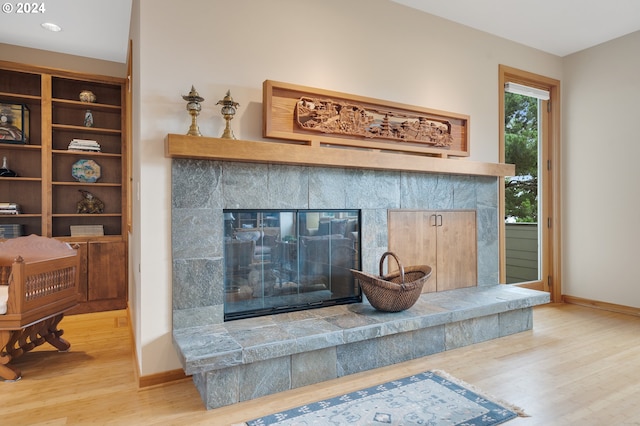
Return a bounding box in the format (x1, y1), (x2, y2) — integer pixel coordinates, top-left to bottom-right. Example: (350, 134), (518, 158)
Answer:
(0, 235), (80, 381)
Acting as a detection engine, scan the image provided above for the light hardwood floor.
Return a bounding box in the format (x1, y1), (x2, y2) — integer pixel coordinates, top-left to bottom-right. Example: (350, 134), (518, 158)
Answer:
(2, 303), (640, 425)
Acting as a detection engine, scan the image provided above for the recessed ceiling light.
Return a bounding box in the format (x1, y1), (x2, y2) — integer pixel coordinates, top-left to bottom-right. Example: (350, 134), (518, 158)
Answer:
(41, 22), (62, 32)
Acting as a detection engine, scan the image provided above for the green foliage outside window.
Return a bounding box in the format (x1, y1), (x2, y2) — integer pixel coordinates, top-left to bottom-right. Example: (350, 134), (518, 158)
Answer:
(505, 93), (538, 223)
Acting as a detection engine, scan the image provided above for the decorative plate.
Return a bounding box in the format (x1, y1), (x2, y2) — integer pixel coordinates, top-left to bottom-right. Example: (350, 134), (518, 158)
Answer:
(72, 159), (101, 183)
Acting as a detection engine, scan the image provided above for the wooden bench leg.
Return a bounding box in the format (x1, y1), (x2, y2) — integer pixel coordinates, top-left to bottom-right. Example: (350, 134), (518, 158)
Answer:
(43, 314), (70, 352)
(0, 314), (70, 380)
(0, 330), (21, 382)
(0, 363), (20, 381)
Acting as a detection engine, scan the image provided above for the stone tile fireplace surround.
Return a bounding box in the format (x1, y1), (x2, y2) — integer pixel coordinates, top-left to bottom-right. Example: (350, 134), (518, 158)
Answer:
(170, 158), (549, 409)
(172, 159), (501, 322)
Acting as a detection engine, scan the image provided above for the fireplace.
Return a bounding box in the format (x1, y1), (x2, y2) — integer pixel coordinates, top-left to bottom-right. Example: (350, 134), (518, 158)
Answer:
(167, 138), (537, 410)
(223, 209), (361, 320)
(171, 159), (501, 330)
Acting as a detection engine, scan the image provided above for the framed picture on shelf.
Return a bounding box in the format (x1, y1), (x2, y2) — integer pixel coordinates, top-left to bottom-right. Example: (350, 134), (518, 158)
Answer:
(0, 103), (29, 144)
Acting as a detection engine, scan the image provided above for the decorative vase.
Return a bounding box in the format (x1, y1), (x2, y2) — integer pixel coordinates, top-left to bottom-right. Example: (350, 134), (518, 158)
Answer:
(84, 110), (94, 127)
(0, 156), (18, 177)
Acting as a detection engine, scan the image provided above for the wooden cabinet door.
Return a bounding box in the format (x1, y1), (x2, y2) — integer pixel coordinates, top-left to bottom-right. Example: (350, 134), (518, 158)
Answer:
(73, 241), (89, 302)
(436, 211), (477, 291)
(88, 240), (126, 302)
(388, 210), (437, 293)
(388, 210), (476, 293)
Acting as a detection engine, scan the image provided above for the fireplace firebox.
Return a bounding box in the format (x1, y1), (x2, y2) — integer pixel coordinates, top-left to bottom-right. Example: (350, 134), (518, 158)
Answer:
(223, 209), (361, 320)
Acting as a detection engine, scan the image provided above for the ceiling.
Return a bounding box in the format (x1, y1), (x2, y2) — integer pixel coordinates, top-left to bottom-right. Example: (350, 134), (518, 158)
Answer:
(0, 0), (132, 63)
(0, 1), (639, 63)
(391, 0), (640, 57)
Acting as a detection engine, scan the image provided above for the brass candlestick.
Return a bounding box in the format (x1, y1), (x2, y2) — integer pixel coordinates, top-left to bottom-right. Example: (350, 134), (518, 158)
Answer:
(216, 90), (240, 139)
(182, 86), (204, 136)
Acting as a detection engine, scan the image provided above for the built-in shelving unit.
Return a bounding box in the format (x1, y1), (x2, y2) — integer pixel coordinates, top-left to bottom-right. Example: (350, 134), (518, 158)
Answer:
(0, 61), (128, 313)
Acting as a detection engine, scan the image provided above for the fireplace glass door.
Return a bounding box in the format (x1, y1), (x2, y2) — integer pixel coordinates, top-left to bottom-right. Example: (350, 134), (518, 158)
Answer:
(223, 209), (361, 320)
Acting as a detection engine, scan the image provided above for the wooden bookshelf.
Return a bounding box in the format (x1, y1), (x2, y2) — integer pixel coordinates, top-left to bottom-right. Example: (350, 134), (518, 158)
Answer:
(0, 60), (128, 313)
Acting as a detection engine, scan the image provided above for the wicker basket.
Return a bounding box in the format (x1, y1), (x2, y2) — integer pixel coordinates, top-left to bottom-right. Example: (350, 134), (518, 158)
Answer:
(350, 252), (432, 312)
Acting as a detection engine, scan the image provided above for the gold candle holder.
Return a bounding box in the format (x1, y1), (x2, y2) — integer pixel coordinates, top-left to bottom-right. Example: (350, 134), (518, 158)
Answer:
(216, 90), (240, 139)
(182, 86), (204, 136)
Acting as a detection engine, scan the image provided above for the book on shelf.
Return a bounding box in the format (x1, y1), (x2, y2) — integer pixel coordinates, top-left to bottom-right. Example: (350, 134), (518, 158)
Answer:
(0, 202), (20, 214)
(0, 223), (23, 239)
(68, 138), (101, 152)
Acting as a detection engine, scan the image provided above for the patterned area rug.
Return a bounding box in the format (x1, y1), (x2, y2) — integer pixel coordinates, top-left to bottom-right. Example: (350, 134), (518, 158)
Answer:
(244, 370), (525, 426)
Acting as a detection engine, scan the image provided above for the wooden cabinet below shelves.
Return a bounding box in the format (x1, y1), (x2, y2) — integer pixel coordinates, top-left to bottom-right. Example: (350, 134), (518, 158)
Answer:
(64, 237), (127, 314)
(388, 210), (477, 292)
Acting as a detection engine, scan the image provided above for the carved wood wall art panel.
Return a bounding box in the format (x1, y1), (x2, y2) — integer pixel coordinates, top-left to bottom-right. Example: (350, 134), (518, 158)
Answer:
(263, 80), (470, 158)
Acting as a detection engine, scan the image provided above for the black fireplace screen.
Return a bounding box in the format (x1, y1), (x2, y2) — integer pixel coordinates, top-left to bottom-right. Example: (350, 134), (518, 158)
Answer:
(223, 209), (361, 320)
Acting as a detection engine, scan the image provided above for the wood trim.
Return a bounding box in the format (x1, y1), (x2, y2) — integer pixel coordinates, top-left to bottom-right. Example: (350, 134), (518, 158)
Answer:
(126, 40), (133, 234)
(165, 134), (515, 177)
(498, 65), (562, 303)
(499, 65), (560, 91)
(549, 83), (563, 304)
(0, 60), (125, 85)
(125, 304), (141, 385)
(41, 73), (53, 236)
(511, 281), (544, 291)
(66, 299), (128, 315)
(563, 295), (640, 317)
(139, 369), (190, 389)
(498, 72), (507, 283)
(123, 304), (189, 389)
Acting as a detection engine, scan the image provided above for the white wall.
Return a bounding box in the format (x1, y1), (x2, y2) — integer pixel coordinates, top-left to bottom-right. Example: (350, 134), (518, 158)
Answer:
(129, 0), (143, 377)
(562, 31), (640, 307)
(132, 0), (563, 375)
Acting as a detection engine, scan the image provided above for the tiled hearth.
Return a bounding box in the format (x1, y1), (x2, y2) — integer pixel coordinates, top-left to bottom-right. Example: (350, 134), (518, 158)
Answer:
(170, 159), (549, 409)
(174, 286), (548, 409)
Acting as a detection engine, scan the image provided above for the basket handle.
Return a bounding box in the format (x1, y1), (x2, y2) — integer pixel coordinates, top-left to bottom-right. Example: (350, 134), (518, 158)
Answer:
(379, 251), (405, 284)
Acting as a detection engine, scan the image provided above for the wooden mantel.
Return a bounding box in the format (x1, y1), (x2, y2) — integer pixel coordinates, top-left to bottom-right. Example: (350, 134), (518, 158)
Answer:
(165, 134), (515, 177)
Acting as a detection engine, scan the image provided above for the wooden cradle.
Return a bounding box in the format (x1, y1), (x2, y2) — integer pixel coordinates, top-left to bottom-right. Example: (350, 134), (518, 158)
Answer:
(0, 235), (80, 381)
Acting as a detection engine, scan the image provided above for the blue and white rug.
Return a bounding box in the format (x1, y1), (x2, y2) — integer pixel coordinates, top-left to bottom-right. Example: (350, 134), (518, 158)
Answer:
(245, 370), (524, 426)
